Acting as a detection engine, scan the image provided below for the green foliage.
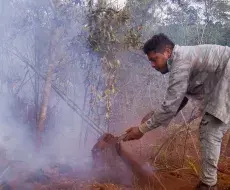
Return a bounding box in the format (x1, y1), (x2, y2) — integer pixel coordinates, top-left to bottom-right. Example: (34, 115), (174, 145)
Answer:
(155, 0), (230, 46)
(88, 6), (130, 53)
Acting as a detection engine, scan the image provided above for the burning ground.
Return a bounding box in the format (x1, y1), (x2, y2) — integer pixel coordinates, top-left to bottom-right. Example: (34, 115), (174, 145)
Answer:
(0, 118), (230, 190)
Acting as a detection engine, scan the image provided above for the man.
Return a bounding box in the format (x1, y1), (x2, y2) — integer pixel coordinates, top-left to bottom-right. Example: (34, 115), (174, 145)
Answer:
(123, 33), (230, 190)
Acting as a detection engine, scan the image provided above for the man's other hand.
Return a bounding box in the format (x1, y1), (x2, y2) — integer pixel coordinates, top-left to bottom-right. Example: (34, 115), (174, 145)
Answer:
(123, 127), (144, 141)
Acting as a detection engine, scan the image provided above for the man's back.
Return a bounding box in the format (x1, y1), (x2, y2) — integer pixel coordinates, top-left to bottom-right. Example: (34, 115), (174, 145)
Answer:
(172, 44), (230, 123)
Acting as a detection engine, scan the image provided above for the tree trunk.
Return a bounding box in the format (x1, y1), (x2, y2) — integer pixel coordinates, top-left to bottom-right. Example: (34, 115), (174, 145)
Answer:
(36, 62), (55, 151)
(36, 27), (58, 151)
(34, 22), (41, 129)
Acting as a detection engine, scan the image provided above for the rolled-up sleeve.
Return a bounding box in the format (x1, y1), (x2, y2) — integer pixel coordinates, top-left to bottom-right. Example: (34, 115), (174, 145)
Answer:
(139, 59), (192, 134)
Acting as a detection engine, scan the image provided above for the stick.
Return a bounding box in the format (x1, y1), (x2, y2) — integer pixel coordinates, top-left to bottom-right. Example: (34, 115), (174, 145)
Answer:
(180, 111), (190, 167)
(0, 166), (10, 180)
(181, 109), (200, 161)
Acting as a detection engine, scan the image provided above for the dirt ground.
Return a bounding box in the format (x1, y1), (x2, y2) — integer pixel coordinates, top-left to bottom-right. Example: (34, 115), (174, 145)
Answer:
(90, 117), (230, 190)
(144, 118), (230, 190)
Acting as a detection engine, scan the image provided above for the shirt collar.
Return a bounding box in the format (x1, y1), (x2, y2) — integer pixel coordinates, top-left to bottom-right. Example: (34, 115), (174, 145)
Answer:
(168, 45), (179, 71)
(171, 44), (179, 60)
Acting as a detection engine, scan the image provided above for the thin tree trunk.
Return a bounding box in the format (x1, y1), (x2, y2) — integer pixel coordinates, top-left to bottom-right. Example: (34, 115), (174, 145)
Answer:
(34, 25), (40, 128)
(36, 61), (55, 150)
(36, 27), (58, 151)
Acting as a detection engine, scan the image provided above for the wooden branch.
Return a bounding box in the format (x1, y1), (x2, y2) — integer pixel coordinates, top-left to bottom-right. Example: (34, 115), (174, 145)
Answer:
(15, 69), (29, 95)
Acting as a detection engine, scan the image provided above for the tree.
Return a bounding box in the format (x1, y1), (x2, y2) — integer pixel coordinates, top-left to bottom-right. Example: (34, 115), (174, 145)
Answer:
(1, 0), (105, 152)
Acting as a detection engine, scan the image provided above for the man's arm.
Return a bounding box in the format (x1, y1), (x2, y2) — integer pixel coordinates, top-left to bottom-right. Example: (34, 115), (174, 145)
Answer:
(140, 97), (188, 125)
(139, 60), (192, 134)
(141, 111), (155, 124)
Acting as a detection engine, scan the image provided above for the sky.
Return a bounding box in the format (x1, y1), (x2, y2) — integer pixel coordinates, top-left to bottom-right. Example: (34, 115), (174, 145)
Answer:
(114, 0), (127, 9)
(91, 0), (127, 10)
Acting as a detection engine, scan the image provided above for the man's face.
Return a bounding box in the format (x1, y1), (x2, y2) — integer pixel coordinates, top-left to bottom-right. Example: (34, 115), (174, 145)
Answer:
(147, 50), (170, 74)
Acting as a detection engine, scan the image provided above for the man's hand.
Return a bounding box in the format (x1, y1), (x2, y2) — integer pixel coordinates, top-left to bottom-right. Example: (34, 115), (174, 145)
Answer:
(123, 127), (144, 141)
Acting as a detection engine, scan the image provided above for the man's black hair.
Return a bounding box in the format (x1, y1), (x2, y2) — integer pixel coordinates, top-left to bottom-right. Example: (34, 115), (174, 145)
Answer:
(143, 33), (175, 54)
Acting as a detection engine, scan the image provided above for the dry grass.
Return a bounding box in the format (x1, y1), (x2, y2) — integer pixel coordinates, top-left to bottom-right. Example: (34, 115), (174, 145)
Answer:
(147, 118), (230, 190)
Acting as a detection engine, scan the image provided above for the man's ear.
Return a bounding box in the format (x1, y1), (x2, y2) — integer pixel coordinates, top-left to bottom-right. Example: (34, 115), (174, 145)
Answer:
(163, 46), (172, 59)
